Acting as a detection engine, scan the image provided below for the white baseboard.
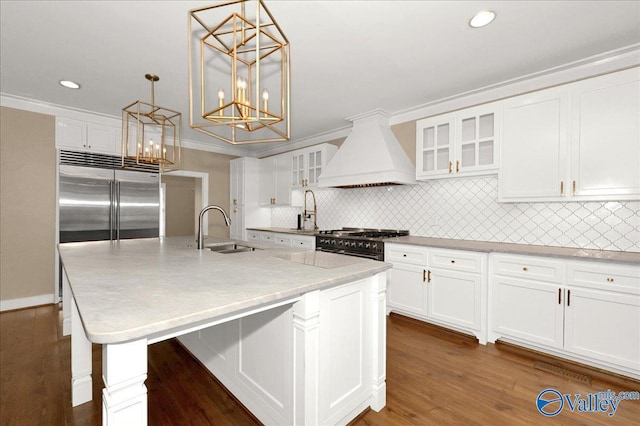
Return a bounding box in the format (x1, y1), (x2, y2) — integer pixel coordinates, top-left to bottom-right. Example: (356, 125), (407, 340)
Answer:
(0, 293), (56, 312)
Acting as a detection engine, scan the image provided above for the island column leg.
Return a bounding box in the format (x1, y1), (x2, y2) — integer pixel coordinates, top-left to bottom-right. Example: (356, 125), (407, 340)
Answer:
(369, 272), (387, 411)
(292, 290), (321, 425)
(71, 298), (93, 406)
(102, 339), (148, 426)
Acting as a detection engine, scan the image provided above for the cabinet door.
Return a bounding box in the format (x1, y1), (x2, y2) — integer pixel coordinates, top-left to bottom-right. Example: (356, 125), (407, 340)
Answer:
(259, 157), (276, 205)
(416, 113), (455, 179)
(230, 158), (242, 206)
(87, 123), (119, 154)
(564, 287), (640, 371)
(291, 152), (305, 188)
(570, 69), (640, 200)
(387, 262), (427, 317)
(499, 87), (569, 201)
(229, 204), (244, 240)
(455, 104), (499, 175)
(492, 276), (563, 348)
(274, 154), (291, 205)
(427, 268), (481, 330)
(56, 117), (87, 150)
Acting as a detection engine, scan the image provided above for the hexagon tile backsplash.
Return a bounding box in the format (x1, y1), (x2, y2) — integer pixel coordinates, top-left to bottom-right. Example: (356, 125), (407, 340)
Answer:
(272, 176), (640, 252)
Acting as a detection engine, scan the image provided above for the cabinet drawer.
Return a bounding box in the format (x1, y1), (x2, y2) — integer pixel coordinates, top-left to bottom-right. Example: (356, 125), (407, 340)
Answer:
(567, 261), (640, 295)
(292, 237), (314, 249)
(492, 254), (564, 283)
(259, 233), (275, 244)
(429, 249), (485, 273)
(274, 234), (292, 246)
(246, 231), (261, 242)
(385, 244), (428, 265)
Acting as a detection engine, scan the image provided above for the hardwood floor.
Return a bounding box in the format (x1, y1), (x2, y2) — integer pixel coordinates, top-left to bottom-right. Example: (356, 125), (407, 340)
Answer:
(1, 305), (638, 425)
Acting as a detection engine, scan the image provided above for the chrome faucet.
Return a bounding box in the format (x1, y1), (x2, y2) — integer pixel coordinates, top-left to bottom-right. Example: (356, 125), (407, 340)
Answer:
(197, 205), (231, 249)
(303, 190), (318, 232)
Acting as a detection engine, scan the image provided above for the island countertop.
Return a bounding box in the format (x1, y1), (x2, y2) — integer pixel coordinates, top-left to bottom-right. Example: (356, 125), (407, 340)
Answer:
(58, 237), (390, 344)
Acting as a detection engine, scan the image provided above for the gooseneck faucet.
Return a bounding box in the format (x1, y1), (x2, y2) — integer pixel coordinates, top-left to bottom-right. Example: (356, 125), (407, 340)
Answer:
(303, 190), (318, 232)
(197, 205), (231, 249)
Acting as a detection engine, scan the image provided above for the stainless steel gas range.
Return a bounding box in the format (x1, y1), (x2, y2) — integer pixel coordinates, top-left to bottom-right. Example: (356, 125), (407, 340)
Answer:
(315, 228), (410, 261)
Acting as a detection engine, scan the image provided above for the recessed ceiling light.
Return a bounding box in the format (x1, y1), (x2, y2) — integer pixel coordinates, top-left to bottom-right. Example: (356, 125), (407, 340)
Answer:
(469, 10), (496, 28)
(59, 80), (80, 89)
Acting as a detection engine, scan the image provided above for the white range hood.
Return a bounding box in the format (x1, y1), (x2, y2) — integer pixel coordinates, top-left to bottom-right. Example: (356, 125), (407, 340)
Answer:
(318, 110), (416, 188)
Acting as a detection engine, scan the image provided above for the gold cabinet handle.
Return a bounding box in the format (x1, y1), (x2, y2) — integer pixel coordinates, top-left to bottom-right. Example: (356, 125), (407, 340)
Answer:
(558, 288), (562, 305)
(448, 161), (452, 173)
(523, 267), (528, 271)
(560, 181), (564, 195)
(427, 270), (432, 283)
(233, 198), (237, 206)
(450, 260), (456, 264)
(567, 289), (571, 307)
(233, 207), (238, 213)
(607, 277), (614, 282)
(572, 180), (576, 196)
(423, 269), (426, 282)
(456, 160), (460, 173)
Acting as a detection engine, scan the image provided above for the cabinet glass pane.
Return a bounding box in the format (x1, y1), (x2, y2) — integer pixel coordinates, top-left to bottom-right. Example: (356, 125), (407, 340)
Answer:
(461, 143), (475, 167)
(309, 152), (315, 166)
(298, 156), (303, 169)
(437, 124), (449, 147)
(479, 114), (494, 138)
(423, 151), (434, 172)
(479, 140), (494, 165)
(423, 127), (434, 149)
(316, 151), (321, 166)
(461, 117), (476, 142)
(437, 148), (449, 170)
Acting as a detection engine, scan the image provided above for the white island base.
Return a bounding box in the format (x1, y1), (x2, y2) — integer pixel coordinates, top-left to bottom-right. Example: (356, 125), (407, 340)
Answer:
(68, 272), (387, 425)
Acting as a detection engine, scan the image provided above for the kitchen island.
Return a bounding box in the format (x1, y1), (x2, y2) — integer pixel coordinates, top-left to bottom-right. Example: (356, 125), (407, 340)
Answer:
(58, 237), (391, 425)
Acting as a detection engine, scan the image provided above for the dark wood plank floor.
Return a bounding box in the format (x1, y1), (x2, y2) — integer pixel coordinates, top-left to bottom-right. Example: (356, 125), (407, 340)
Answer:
(1, 304), (638, 425)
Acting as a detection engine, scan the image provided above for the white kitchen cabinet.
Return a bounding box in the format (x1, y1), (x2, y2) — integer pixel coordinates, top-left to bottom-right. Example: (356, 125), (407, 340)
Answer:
(290, 143), (337, 188)
(499, 87), (569, 201)
(385, 243), (486, 343)
(259, 153), (291, 205)
(56, 117), (120, 155)
(564, 261), (640, 372)
(490, 253), (640, 378)
(569, 69), (640, 199)
(230, 158), (269, 241)
(416, 103), (499, 180)
(499, 67), (640, 202)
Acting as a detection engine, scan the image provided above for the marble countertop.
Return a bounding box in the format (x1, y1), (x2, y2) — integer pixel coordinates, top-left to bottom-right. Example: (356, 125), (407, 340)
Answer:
(58, 236), (390, 345)
(386, 236), (640, 264)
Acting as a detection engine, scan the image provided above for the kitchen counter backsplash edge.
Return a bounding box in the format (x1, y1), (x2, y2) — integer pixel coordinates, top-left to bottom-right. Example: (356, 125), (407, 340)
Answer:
(386, 236), (640, 264)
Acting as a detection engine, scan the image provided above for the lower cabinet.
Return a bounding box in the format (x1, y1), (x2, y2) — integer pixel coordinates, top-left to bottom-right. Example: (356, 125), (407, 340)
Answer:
(385, 243), (487, 343)
(489, 253), (640, 378)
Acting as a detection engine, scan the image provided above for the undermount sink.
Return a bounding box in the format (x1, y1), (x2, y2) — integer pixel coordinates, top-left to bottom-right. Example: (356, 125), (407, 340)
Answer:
(208, 244), (259, 254)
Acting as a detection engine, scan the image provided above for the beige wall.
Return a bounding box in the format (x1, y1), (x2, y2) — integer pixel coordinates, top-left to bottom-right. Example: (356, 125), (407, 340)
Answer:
(162, 175), (196, 237)
(0, 107), (56, 303)
(176, 147), (237, 239)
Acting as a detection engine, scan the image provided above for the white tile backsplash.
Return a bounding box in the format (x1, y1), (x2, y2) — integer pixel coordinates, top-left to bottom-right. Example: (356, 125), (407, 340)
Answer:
(271, 176), (640, 252)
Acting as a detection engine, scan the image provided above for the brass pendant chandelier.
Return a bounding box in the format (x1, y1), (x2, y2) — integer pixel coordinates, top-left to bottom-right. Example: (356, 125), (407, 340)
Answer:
(188, 0), (290, 144)
(121, 74), (182, 172)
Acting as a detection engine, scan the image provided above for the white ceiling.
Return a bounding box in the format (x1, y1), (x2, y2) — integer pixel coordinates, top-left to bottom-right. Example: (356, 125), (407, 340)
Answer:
(1, 1), (639, 156)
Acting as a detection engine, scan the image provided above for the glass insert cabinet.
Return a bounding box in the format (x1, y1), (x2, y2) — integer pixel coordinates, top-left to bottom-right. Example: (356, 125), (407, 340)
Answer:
(416, 103), (499, 179)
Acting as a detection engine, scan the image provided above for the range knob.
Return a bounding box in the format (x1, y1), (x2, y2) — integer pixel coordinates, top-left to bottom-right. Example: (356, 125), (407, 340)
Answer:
(350, 241), (356, 247)
(365, 242), (371, 249)
(357, 241), (364, 248)
(372, 243), (378, 250)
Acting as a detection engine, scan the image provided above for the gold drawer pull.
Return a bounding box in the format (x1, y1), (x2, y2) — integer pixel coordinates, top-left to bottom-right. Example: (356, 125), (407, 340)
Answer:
(522, 267), (528, 271)
(450, 260), (456, 264)
(448, 161), (452, 173)
(560, 181), (564, 195)
(607, 277), (614, 282)
(423, 269), (426, 282)
(456, 160), (460, 173)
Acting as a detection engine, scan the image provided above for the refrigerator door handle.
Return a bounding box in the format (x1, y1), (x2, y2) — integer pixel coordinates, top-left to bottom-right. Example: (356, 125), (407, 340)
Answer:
(109, 181), (115, 240)
(116, 181), (121, 240)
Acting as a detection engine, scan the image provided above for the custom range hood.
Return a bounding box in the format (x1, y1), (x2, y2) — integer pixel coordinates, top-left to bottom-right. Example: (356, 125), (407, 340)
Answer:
(318, 110), (416, 188)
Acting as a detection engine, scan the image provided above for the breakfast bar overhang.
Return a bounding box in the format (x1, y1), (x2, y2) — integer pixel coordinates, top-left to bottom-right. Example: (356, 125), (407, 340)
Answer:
(59, 237), (390, 425)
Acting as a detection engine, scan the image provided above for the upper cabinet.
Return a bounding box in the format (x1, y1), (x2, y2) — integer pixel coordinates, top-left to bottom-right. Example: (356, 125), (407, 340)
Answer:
(416, 103), (499, 179)
(291, 144), (337, 188)
(259, 153), (291, 206)
(56, 117), (121, 155)
(499, 67), (640, 202)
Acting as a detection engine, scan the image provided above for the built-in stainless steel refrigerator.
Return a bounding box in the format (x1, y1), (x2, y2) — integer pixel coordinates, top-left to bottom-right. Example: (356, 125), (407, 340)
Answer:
(59, 164), (160, 243)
